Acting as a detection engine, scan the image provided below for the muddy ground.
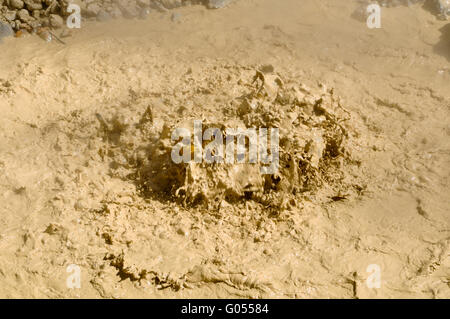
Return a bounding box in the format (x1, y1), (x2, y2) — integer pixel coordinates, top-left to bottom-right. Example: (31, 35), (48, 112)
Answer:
(0, 0), (449, 298)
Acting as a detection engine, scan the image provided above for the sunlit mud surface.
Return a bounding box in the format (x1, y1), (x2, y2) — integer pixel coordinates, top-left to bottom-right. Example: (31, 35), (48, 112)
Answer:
(0, 0), (449, 298)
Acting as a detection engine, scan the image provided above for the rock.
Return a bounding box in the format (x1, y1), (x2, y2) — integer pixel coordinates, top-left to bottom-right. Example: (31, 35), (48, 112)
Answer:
(136, 0), (151, 7)
(437, 0), (450, 20)
(117, 1), (140, 19)
(24, 0), (42, 10)
(28, 19), (40, 29)
(4, 10), (17, 21)
(160, 0), (183, 9)
(96, 9), (112, 22)
(49, 14), (63, 28)
(85, 3), (102, 17)
(108, 5), (122, 18)
(0, 21), (14, 41)
(351, 3), (369, 23)
(149, 0), (168, 12)
(207, 0), (232, 9)
(17, 9), (31, 22)
(10, 0), (24, 9)
(31, 10), (40, 20)
(13, 19), (21, 31)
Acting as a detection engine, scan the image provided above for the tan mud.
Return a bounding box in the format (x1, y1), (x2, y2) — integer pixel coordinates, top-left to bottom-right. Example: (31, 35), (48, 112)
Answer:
(0, 0), (449, 298)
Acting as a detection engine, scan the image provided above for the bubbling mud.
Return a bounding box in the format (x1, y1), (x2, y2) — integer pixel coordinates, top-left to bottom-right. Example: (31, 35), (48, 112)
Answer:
(89, 65), (364, 210)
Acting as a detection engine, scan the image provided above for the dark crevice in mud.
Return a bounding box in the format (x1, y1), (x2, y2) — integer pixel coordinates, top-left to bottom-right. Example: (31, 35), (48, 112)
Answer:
(104, 253), (185, 291)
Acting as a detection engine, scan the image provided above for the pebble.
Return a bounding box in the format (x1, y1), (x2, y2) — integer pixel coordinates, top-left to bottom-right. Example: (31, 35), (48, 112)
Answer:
(207, 0), (233, 9)
(0, 0), (235, 35)
(17, 9), (31, 22)
(49, 14), (64, 28)
(86, 3), (102, 18)
(0, 21), (14, 41)
(10, 0), (24, 9)
(24, 0), (43, 11)
(437, 0), (450, 19)
(96, 10), (112, 22)
(137, 0), (151, 7)
(160, 0), (183, 9)
(117, 1), (140, 19)
(4, 10), (17, 22)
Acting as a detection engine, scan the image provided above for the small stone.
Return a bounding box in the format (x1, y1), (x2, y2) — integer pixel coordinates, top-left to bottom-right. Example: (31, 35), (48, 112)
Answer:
(32, 10), (40, 20)
(10, 0), (24, 9)
(4, 10), (17, 21)
(96, 9), (112, 22)
(85, 3), (101, 17)
(207, 0), (232, 9)
(24, 0), (43, 10)
(28, 19), (40, 29)
(119, 4), (140, 19)
(49, 14), (64, 28)
(437, 0), (450, 20)
(160, 0), (182, 9)
(44, 223), (61, 235)
(0, 21), (14, 41)
(13, 20), (22, 31)
(40, 17), (50, 27)
(136, 0), (150, 7)
(102, 232), (113, 245)
(150, 1), (168, 12)
(17, 9), (31, 22)
(59, 28), (72, 39)
(108, 5), (122, 18)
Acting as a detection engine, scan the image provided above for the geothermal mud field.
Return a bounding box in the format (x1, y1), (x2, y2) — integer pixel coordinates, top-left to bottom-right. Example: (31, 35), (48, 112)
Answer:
(0, 0), (449, 298)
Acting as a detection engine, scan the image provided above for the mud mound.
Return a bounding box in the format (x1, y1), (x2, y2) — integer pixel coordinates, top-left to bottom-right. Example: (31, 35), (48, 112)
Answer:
(57, 65), (365, 211)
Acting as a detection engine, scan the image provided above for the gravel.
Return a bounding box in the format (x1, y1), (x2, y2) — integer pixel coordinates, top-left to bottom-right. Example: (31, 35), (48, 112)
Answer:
(0, 19), (13, 41)
(0, 0), (235, 35)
